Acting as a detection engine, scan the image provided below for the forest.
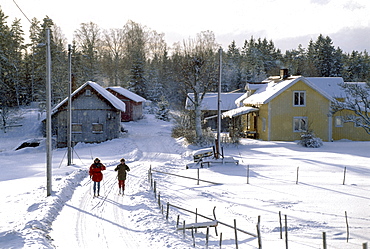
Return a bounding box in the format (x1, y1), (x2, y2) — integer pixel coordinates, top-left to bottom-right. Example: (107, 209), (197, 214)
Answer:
(1, 7), (370, 111)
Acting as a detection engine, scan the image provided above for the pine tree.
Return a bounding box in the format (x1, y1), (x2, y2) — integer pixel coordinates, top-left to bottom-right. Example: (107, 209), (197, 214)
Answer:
(155, 96), (170, 121)
(224, 40), (243, 91)
(313, 34), (336, 77)
(241, 37), (266, 82)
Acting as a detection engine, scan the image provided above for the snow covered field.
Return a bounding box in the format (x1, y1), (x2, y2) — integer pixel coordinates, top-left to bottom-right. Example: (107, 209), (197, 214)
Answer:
(0, 108), (369, 249)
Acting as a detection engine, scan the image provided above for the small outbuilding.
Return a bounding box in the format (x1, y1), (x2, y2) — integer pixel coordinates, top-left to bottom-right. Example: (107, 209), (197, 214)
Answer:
(106, 87), (146, 121)
(48, 81), (126, 148)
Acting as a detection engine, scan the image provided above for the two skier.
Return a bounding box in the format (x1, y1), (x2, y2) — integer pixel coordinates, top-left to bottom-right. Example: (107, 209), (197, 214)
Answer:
(89, 157), (130, 196)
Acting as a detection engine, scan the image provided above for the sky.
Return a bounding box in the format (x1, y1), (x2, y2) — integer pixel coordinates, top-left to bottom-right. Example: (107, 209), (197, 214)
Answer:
(2, 0), (370, 52)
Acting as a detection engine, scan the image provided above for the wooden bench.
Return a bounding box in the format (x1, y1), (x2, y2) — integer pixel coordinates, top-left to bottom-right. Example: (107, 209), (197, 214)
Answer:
(193, 148), (214, 162)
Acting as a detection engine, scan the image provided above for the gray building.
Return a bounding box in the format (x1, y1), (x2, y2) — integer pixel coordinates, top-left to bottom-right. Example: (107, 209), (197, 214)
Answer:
(48, 81), (126, 148)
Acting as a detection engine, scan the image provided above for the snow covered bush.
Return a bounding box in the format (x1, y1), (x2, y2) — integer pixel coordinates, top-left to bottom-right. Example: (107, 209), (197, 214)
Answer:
(155, 96), (170, 121)
(171, 111), (215, 146)
(298, 130), (323, 148)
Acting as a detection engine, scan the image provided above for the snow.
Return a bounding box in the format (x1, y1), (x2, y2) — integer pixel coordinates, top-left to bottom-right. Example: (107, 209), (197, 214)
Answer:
(221, 106), (259, 118)
(106, 86), (147, 103)
(306, 77), (346, 98)
(1, 108), (370, 248)
(186, 93), (244, 111)
(53, 82), (126, 113)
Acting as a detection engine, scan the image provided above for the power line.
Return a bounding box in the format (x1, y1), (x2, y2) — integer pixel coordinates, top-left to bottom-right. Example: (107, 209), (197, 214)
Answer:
(13, 0), (32, 24)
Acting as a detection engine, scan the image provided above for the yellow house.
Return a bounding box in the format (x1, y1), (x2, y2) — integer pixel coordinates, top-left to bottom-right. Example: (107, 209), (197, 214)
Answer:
(231, 75), (370, 141)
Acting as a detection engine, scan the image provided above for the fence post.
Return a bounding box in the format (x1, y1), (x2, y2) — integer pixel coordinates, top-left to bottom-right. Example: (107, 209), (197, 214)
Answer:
(148, 165), (151, 182)
(219, 232), (223, 248)
(247, 165), (250, 184)
(343, 167), (347, 185)
(279, 211), (282, 239)
(183, 220), (186, 238)
(234, 219), (238, 249)
(192, 227), (195, 247)
(213, 206), (218, 236)
(197, 168), (200, 185)
(154, 181), (156, 198)
(296, 167), (299, 184)
(285, 215), (288, 249)
(166, 202), (170, 220)
(195, 208), (198, 233)
(158, 192), (161, 207)
(257, 215), (262, 249)
(206, 227), (209, 248)
(345, 211), (349, 242)
(323, 232), (327, 249)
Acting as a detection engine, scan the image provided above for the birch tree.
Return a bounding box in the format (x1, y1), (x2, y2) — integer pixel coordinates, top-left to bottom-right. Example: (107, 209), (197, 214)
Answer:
(177, 31), (219, 142)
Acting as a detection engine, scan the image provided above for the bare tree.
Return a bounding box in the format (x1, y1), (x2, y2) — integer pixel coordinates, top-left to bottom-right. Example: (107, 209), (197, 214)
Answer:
(74, 22), (102, 82)
(331, 82), (370, 134)
(178, 31), (219, 142)
(101, 28), (125, 85)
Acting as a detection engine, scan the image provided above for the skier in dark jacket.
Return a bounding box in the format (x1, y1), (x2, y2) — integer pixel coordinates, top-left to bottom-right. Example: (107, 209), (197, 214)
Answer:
(89, 158), (106, 197)
(114, 158), (130, 195)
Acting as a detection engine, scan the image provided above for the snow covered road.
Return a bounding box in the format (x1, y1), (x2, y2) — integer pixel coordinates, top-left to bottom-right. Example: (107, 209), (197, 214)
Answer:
(50, 115), (190, 248)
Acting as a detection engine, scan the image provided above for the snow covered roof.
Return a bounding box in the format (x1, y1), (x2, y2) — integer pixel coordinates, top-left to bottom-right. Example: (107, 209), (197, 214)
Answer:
(306, 77), (346, 98)
(242, 76), (336, 105)
(186, 93), (244, 111)
(221, 106), (259, 118)
(106, 86), (146, 103)
(53, 81), (126, 113)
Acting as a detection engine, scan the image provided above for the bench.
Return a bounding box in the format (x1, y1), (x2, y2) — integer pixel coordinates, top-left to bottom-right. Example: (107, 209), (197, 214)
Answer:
(193, 148), (214, 162)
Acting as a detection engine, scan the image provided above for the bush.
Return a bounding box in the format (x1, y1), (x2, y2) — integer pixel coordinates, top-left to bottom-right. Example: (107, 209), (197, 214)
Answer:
(298, 130), (323, 148)
(171, 111), (215, 146)
(155, 96), (170, 121)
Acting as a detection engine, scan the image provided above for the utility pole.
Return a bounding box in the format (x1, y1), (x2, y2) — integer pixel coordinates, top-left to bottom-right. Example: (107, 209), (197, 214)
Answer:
(46, 26), (52, 196)
(67, 44), (72, 166)
(216, 47), (222, 159)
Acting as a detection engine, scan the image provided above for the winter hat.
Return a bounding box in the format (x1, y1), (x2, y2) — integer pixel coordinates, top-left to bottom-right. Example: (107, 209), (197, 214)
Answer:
(94, 158), (100, 162)
(120, 158), (125, 162)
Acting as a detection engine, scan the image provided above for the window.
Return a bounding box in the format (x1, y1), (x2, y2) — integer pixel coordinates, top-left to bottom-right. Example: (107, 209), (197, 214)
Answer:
(72, 123), (82, 133)
(92, 123), (103, 133)
(85, 89), (91, 96)
(293, 91), (306, 106)
(335, 116), (343, 127)
(293, 117), (308, 132)
(262, 118), (266, 132)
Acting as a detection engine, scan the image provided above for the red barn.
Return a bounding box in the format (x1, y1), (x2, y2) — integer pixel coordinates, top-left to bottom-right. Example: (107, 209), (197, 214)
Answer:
(106, 87), (146, 122)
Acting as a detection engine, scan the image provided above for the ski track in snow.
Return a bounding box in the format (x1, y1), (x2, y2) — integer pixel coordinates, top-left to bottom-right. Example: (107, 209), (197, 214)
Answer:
(50, 116), (188, 249)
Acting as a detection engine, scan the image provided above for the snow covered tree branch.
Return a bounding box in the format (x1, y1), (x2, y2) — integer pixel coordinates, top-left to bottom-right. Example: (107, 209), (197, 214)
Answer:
(331, 82), (370, 135)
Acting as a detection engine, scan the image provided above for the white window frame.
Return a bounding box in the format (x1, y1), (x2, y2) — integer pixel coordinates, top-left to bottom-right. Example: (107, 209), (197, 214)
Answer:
(293, 117), (308, 132)
(293, 91), (306, 106)
(335, 116), (343, 127)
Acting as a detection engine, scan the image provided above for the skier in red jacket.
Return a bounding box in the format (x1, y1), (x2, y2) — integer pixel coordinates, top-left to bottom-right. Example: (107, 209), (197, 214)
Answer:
(89, 158), (106, 197)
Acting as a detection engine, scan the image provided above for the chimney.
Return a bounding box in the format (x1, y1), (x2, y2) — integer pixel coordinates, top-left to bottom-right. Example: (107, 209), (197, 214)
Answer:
(280, 68), (289, 80)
